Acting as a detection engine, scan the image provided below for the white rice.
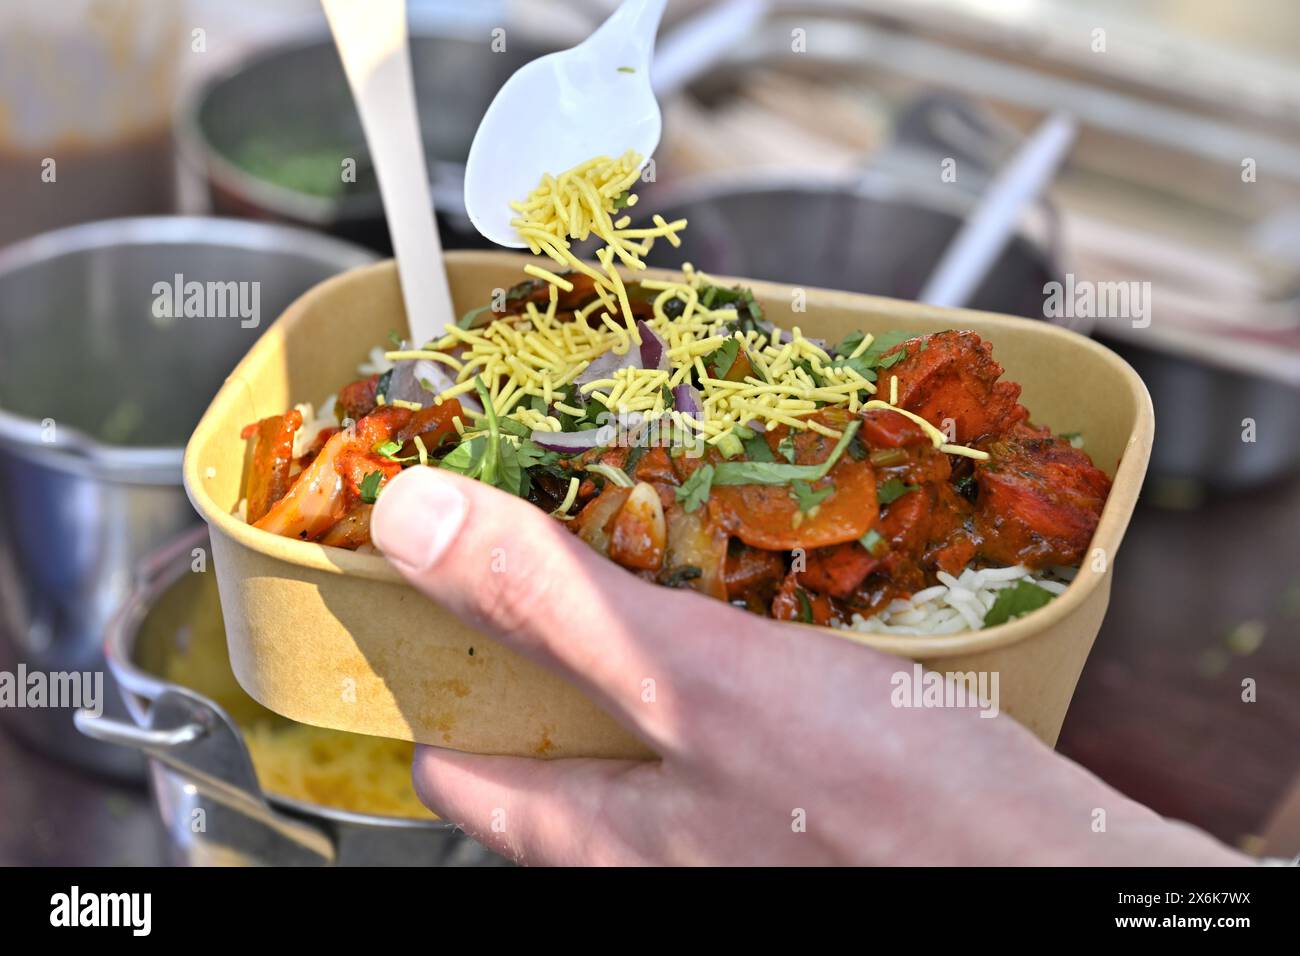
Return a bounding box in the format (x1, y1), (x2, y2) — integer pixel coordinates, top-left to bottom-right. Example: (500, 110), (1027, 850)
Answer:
(840, 564), (1074, 636)
(290, 395), (338, 459)
(357, 345), (395, 376)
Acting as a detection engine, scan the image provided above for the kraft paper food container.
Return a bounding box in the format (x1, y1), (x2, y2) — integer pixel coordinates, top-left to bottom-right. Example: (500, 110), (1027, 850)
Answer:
(184, 251), (1153, 757)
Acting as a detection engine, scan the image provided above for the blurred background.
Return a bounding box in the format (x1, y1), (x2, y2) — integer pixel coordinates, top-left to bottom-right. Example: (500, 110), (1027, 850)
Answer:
(0, 0), (1296, 865)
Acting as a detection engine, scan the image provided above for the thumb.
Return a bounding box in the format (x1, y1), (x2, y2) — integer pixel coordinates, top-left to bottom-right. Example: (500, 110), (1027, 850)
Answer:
(370, 465), (727, 750)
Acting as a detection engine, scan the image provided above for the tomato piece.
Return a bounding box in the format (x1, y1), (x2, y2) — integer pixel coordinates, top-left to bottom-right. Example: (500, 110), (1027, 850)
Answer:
(798, 542), (879, 598)
(724, 545), (786, 606)
(703, 411), (878, 550)
(243, 409), (303, 524)
(771, 571), (837, 626)
(859, 408), (931, 448)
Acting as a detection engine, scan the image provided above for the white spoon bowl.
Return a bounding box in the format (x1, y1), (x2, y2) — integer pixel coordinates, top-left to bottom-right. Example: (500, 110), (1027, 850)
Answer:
(464, 0), (668, 248)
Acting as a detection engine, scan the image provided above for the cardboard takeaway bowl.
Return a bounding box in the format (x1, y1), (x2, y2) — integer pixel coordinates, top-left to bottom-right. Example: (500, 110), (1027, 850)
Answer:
(184, 251), (1153, 757)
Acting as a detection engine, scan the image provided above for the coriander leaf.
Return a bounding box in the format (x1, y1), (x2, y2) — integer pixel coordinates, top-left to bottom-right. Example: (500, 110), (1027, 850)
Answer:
(777, 434), (797, 463)
(830, 329), (914, 378)
(675, 464), (714, 513)
(712, 421), (861, 487)
(374, 439), (417, 463)
(983, 580), (1055, 628)
(612, 190), (632, 210)
(492, 416), (531, 438)
(743, 433), (775, 462)
(791, 479), (833, 512)
(877, 477), (918, 505)
(387, 330), (403, 348)
(438, 436), (485, 476)
(704, 338), (740, 378)
(359, 470), (384, 504)
(458, 304), (492, 329)
(513, 440), (555, 471)
(376, 368), (393, 401)
(876, 349), (908, 370)
(617, 65), (636, 74)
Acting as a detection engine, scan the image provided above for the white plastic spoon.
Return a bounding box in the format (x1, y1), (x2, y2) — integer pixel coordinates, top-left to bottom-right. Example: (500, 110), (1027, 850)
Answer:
(322, 0), (453, 343)
(464, 0), (670, 248)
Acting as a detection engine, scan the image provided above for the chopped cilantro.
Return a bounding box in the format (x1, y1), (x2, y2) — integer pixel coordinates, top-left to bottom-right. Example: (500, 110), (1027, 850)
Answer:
(617, 65), (636, 74)
(743, 432), (775, 462)
(790, 479), (833, 512)
(704, 338), (740, 378)
(712, 421), (860, 487)
(359, 470), (384, 504)
(983, 580), (1056, 627)
(458, 304), (493, 329)
(830, 329), (914, 380)
(877, 477), (918, 505)
(675, 464), (715, 513)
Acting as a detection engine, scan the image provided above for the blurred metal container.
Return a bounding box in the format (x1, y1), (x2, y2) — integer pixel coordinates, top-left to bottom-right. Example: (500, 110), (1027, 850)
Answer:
(0, 217), (374, 777)
(1098, 339), (1300, 492)
(177, 31), (556, 253)
(636, 173), (1061, 321)
(77, 527), (500, 866)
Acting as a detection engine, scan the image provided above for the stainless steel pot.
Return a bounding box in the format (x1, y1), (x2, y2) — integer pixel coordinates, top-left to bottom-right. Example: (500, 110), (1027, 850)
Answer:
(1097, 337), (1300, 492)
(177, 31), (558, 253)
(635, 172), (1062, 322)
(0, 216), (375, 777)
(76, 527), (500, 866)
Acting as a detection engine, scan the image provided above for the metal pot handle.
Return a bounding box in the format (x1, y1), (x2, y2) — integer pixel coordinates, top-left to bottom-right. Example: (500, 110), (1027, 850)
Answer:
(76, 688), (338, 865)
(75, 711), (204, 753)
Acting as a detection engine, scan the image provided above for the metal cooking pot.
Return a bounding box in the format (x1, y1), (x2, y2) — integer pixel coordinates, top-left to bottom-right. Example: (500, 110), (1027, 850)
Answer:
(76, 527), (501, 866)
(636, 172), (1062, 322)
(1098, 337), (1300, 492)
(177, 31), (558, 253)
(0, 216), (375, 777)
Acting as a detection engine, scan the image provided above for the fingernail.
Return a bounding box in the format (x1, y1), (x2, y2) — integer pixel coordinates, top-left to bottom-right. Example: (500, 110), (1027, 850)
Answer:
(371, 468), (467, 572)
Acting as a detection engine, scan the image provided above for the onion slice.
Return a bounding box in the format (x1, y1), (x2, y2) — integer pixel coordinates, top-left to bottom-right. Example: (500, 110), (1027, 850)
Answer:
(530, 428), (608, 453)
(388, 359), (482, 414)
(672, 384), (702, 417)
(637, 321), (669, 371)
(576, 342), (642, 387)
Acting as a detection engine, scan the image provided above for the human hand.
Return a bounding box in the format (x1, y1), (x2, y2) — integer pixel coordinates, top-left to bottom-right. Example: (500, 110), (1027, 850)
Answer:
(372, 466), (1246, 866)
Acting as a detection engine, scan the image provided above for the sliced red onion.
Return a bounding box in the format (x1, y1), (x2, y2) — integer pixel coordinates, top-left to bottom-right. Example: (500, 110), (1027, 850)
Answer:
(637, 321), (669, 371)
(744, 419), (766, 433)
(672, 384), (702, 417)
(388, 359), (482, 414)
(576, 342), (642, 387)
(530, 428), (607, 453)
